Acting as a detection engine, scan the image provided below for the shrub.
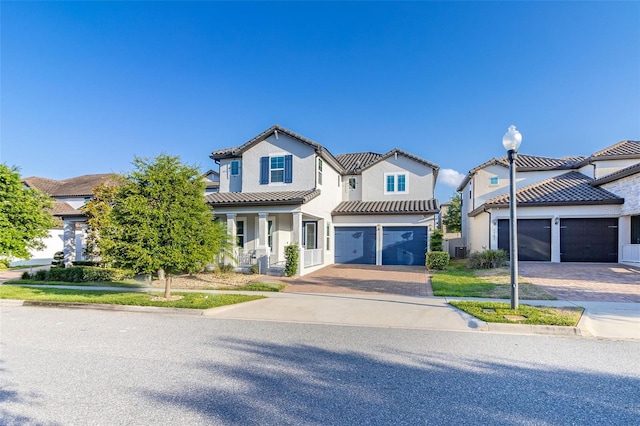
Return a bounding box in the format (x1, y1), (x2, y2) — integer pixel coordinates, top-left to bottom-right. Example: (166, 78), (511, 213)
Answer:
(0, 258), (10, 270)
(250, 263), (260, 275)
(284, 244), (299, 277)
(467, 249), (507, 269)
(41, 266), (134, 282)
(22, 271), (32, 279)
(35, 269), (48, 280)
(72, 260), (101, 267)
(430, 229), (443, 252)
(218, 263), (235, 273)
(426, 251), (450, 270)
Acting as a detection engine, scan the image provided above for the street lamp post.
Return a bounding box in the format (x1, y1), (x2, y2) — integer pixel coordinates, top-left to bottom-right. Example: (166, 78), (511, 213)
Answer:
(502, 125), (522, 309)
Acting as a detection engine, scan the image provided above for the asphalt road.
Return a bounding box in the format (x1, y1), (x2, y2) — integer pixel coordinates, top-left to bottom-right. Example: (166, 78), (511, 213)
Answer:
(1, 306), (639, 425)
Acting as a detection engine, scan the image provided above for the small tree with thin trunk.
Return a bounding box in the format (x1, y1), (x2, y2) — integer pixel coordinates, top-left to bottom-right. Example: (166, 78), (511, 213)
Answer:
(100, 155), (222, 297)
(0, 164), (55, 262)
(442, 193), (462, 233)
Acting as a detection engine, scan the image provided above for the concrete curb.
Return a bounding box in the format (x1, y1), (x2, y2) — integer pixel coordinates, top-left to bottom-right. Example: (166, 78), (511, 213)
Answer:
(483, 322), (583, 336)
(20, 300), (208, 316)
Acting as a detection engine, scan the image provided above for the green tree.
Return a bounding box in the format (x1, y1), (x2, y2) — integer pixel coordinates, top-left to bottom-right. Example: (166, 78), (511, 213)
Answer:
(98, 155), (224, 297)
(429, 229), (443, 252)
(0, 164), (56, 261)
(442, 193), (461, 233)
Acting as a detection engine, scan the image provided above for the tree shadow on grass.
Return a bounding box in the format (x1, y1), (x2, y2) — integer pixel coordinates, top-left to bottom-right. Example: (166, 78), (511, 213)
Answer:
(143, 338), (640, 425)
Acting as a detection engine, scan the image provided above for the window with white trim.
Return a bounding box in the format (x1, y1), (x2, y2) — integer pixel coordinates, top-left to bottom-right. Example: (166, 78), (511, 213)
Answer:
(489, 176), (498, 186)
(384, 173), (408, 194)
(317, 158), (323, 186)
(236, 219), (245, 248)
(326, 223), (331, 250)
(270, 156), (285, 183)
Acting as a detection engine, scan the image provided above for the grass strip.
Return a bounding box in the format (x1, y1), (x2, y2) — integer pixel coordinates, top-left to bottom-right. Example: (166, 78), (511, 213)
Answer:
(450, 300), (583, 326)
(215, 282), (285, 292)
(431, 260), (556, 300)
(0, 285), (264, 309)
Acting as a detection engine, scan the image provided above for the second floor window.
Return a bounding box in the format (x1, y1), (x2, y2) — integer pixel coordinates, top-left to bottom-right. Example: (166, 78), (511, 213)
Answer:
(230, 160), (240, 176)
(318, 158), (323, 186)
(348, 177), (357, 190)
(489, 176), (498, 185)
(260, 155), (293, 184)
(384, 173), (407, 194)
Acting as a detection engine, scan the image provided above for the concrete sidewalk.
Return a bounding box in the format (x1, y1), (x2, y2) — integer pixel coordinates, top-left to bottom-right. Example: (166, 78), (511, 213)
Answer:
(3, 283), (638, 339)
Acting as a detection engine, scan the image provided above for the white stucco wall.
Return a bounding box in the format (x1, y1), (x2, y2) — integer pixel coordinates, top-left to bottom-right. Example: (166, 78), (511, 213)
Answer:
(593, 159), (640, 178)
(601, 173), (640, 216)
(11, 228), (64, 266)
(241, 133), (317, 192)
(218, 158), (242, 193)
(341, 175), (362, 201)
(361, 156), (435, 201)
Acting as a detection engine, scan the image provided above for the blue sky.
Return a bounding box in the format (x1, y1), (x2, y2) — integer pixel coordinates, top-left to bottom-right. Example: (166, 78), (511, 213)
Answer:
(1, 1), (639, 202)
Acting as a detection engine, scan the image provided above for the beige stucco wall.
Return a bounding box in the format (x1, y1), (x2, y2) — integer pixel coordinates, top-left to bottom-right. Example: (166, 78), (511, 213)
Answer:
(361, 155), (435, 201)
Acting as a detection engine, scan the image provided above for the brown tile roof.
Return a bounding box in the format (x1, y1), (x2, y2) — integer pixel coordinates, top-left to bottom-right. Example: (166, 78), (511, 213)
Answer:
(24, 174), (118, 197)
(591, 162), (640, 186)
(332, 199), (440, 215)
(336, 152), (383, 173)
(206, 189), (320, 207)
(591, 140), (640, 159)
(469, 171), (623, 216)
(456, 155), (585, 191)
(210, 124), (346, 174)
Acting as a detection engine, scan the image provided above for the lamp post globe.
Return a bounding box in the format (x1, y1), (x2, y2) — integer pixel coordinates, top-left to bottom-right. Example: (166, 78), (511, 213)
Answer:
(503, 125), (522, 309)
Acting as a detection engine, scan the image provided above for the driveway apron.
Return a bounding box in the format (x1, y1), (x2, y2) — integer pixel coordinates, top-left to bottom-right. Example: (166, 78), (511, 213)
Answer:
(283, 264), (432, 297)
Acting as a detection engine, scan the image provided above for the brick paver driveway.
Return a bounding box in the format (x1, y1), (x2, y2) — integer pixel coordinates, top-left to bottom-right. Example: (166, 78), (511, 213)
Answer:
(283, 264), (431, 297)
(519, 262), (640, 302)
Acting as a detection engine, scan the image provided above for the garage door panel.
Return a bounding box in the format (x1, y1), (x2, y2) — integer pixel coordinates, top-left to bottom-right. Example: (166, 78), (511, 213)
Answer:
(382, 227), (426, 266)
(560, 218), (618, 262)
(334, 227), (376, 264)
(498, 219), (551, 261)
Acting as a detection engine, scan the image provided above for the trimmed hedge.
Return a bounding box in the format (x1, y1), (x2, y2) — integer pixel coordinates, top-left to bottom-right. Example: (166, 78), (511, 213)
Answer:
(284, 244), (299, 277)
(427, 251), (450, 270)
(24, 266), (134, 283)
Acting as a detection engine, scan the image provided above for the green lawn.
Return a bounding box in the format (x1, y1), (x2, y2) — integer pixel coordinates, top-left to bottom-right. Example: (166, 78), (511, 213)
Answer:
(431, 260), (557, 299)
(0, 285), (264, 309)
(450, 300), (583, 326)
(215, 282), (285, 292)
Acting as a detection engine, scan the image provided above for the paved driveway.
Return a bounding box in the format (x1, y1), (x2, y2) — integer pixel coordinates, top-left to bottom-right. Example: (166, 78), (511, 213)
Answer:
(283, 264), (431, 297)
(519, 262), (640, 302)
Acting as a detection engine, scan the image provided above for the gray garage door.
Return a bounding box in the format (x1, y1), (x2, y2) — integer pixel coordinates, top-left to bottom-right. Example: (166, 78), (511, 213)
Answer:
(560, 218), (618, 262)
(334, 227), (376, 264)
(382, 226), (427, 266)
(498, 219), (551, 261)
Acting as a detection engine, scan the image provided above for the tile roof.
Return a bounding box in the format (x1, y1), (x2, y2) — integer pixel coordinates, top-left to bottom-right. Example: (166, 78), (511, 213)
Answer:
(210, 124), (346, 174)
(23, 174), (118, 197)
(591, 140), (640, 159)
(469, 171), (623, 216)
(206, 189), (320, 206)
(332, 199), (440, 215)
(336, 152), (383, 173)
(456, 154), (585, 191)
(591, 162), (640, 186)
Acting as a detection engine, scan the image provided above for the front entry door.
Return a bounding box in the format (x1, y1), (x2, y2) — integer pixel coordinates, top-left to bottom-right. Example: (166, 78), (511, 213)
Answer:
(304, 222), (317, 249)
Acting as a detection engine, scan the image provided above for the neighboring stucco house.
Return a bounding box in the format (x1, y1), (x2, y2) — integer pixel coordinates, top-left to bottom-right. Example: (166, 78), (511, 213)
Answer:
(206, 124), (440, 275)
(457, 140), (640, 265)
(17, 174), (117, 266)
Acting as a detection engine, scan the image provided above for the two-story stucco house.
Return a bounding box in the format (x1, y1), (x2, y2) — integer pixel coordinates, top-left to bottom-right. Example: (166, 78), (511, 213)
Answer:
(206, 125), (440, 275)
(457, 140), (640, 265)
(17, 174), (117, 266)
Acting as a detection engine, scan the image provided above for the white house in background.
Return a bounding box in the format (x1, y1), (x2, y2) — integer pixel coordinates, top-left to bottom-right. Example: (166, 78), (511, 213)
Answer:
(457, 140), (640, 265)
(203, 170), (220, 194)
(206, 124), (440, 275)
(18, 174), (117, 266)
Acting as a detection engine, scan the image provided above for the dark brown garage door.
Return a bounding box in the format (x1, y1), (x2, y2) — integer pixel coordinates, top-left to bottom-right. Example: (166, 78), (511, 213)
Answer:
(498, 219), (551, 261)
(560, 218), (618, 262)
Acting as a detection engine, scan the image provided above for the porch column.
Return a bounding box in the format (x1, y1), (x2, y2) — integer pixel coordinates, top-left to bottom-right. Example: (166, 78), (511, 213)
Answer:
(256, 212), (270, 273)
(226, 213), (237, 265)
(292, 211), (303, 275)
(551, 216), (561, 263)
(63, 220), (76, 267)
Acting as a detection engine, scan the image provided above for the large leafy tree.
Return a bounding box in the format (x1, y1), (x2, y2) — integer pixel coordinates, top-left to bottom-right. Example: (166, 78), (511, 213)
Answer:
(442, 193), (461, 233)
(0, 164), (56, 261)
(98, 155), (223, 297)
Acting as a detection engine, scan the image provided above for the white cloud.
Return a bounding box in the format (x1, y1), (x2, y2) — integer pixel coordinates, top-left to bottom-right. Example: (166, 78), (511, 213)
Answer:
(439, 168), (465, 187)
